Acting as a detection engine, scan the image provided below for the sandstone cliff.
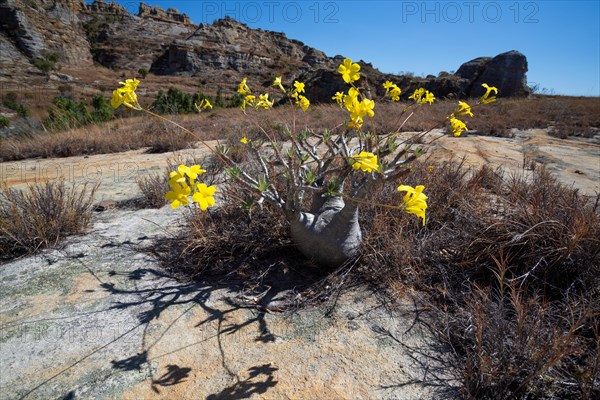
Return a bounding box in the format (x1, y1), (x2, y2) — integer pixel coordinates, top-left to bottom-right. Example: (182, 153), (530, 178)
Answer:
(0, 0), (530, 107)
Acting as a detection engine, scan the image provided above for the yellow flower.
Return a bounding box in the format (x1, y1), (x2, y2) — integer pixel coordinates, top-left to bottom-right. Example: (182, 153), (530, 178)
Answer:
(111, 78), (140, 109)
(428, 165), (434, 172)
(168, 165), (206, 188)
(389, 86), (402, 101)
(397, 184), (428, 225)
(351, 151), (378, 173)
(195, 99), (212, 110)
(180, 165), (206, 181)
(240, 136), (250, 144)
(383, 81), (402, 101)
(332, 91), (344, 106)
(293, 81), (305, 94)
(338, 58), (361, 83)
(453, 101), (473, 117)
(449, 116), (468, 137)
(423, 91), (435, 104)
(343, 87), (360, 111)
(166, 182), (191, 209)
(350, 98), (375, 121)
(408, 88), (435, 104)
(349, 116), (364, 129)
(192, 183), (216, 211)
(273, 76), (285, 92)
(241, 94), (256, 112)
(237, 77), (250, 95)
(480, 83), (498, 104)
(256, 93), (274, 110)
(408, 88), (424, 102)
(295, 95), (310, 112)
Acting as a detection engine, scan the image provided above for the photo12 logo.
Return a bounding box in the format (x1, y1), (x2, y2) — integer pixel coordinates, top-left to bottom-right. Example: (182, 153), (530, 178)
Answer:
(401, 1), (540, 23)
(200, 1), (340, 24)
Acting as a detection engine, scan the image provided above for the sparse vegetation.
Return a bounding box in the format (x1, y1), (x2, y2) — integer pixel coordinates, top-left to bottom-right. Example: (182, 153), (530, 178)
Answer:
(359, 161), (600, 399)
(0, 181), (98, 259)
(151, 87), (211, 114)
(42, 94), (115, 132)
(2, 92), (29, 118)
(33, 50), (60, 73)
(0, 116), (9, 128)
(155, 158), (599, 399)
(138, 67), (149, 79)
(0, 115), (198, 161)
(2, 96), (597, 162)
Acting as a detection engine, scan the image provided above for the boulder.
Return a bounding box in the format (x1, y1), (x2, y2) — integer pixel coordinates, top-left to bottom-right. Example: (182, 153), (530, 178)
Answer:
(471, 50), (530, 97)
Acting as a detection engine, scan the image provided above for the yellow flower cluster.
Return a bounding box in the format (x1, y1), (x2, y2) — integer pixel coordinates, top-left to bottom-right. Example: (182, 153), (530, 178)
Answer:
(383, 81), (402, 101)
(195, 99), (213, 111)
(481, 83), (498, 104)
(397, 185), (428, 225)
(238, 77), (274, 112)
(447, 100), (472, 137)
(449, 116), (468, 137)
(111, 78), (140, 109)
(333, 59), (375, 129)
(289, 80), (310, 112)
(447, 83), (498, 136)
(408, 88), (435, 104)
(165, 164), (216, 210)
(345, 88), (375, 129)
(351, 151), (378, 173)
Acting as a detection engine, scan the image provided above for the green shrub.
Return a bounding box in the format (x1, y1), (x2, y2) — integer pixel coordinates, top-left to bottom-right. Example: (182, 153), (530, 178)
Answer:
(138, 67), (149, 79)
(33, 50), (60, 73)
(226, 93), (244, 108)
(0, 116), (9, 128)
(90, 94), (114, 123)
(42, 94), (115, 131)
(44, 96), (92, 131)
(2, 92), (29, 117)
(151, 87), (211, 114)
(215, 88), (225, 108)
(2, 92), (18, 110)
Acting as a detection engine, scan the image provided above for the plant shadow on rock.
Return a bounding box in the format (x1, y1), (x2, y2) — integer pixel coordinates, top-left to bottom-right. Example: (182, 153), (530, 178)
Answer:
(100, 265), (283, 398)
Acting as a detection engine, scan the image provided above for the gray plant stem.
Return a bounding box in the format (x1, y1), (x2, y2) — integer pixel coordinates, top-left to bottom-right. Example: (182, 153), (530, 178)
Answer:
(287, 175), (381, 266)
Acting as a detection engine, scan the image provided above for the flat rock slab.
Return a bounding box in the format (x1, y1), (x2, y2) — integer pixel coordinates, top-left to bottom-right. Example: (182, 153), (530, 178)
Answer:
(0, 206), (448, 400)
(429, 128), (600, 195)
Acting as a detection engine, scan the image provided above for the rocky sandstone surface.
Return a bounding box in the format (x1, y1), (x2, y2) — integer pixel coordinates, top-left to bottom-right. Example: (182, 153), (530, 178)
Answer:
(1, 127), (598, 398)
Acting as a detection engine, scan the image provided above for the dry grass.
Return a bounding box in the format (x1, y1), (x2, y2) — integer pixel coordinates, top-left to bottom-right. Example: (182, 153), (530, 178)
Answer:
(153, 155), (600, 398)
(0, 181), (98, 259)
(0, 115), (196, 161)
(2, 95), (598, 162)
(359, 160), (600, 399)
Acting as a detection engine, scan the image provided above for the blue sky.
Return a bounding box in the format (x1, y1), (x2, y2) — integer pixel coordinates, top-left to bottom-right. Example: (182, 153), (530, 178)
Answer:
(110, 0), (600, 96)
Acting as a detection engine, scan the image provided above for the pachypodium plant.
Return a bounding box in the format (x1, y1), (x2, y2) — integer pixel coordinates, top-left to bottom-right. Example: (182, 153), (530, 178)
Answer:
(111, 63), (497, 266)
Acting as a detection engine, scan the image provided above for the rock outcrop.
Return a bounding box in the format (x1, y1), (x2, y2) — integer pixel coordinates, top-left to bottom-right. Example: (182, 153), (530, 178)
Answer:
(470, 51), (530, 97)
(0, 0), (92, 66)
(84, 0), (126, 15)
(304, 51), (530, 103)
(138, 2), (190, 24)
(149, 16), (334, 81)
(0, 0), (530, 108)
